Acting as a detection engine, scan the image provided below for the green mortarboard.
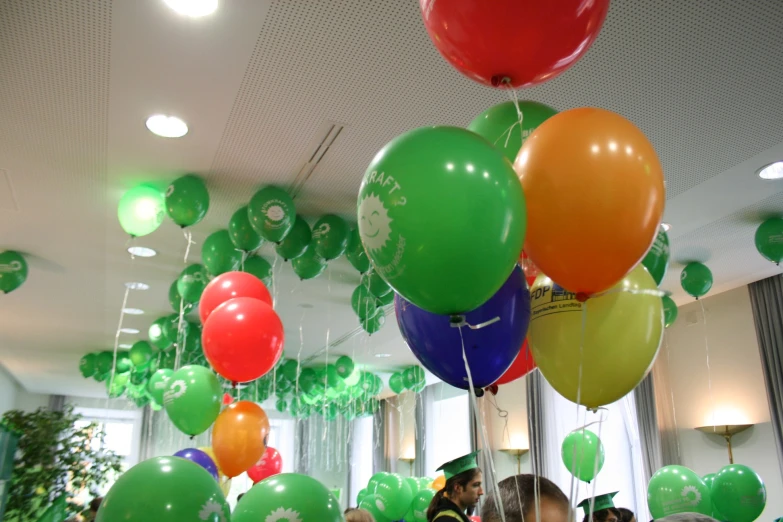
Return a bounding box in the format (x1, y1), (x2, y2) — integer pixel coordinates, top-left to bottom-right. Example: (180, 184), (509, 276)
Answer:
(436, 450), (481, 480)
(577, 492), (618, 515)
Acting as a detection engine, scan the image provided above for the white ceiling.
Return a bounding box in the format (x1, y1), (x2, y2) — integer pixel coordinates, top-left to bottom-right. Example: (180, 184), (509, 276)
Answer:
(1, 0), (782, 398)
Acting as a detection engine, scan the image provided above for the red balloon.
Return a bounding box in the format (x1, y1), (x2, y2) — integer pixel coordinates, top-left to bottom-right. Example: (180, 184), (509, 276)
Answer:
(470, 517), (481, 522)
(519, 251), (540, 288)
(199, 271), (272, 325)
(247, 446), (283, 484)
(494, 339), (536, 385)
(202, 297), (284, 383)
(419, 0), (610, 88)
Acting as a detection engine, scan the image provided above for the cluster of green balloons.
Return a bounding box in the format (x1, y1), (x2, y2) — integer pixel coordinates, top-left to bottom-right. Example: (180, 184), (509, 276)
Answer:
(388, 366), (426, 394)
(560, 429), (605, 483)
(352, 269), (393, 334)
(647, 464), (766, 522)
(357, 472), (435, 522)
(755, 217), (783, 265)
(0, 250), (28, 294)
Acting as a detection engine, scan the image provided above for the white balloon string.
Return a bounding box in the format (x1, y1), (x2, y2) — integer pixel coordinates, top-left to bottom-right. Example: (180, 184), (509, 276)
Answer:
(183, 228), (194, 264)
(568, 302), (589, 514)
(663, 332), (682, 461)
(700, 300), (716, 428)
(174, 296), (185, 370)
(587, 408), (608, 522)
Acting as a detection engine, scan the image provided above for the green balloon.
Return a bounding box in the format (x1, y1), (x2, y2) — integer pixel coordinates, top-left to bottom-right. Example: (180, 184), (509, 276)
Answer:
(411, 488), (435, 522)
(168, 280), (193, 314)
(702, 473), (724, 520)
(403, 366), (425, 389)
(163, 365), (221, 436)
(229, 206), (263, 252)
(106, 376), (127, 398)
(642, 228), (670, 286)
(234, 473), (342, 522)
(149, 317), (173, 351)
(242, 255), (273, 288)
(156, 351), (177, 370)
(335, 355), (354, 379)
(681, 262), (713, 299)
(94, 371), (108, 383)
(356, 488), (369, 505)
(0, 251), (28, 293)
(410, 380), (426, 393)
(359, 494), (393, 522)
(663, 295), (678, 328)
(404, 477), (419, 495)
(389, 372), (405, 394)
(561, 429), (605, 482)
(712, 464), (766, 522)
(352, 285), (378, 319)
(97, 456), (229, 522)
(362, 269), (391, 298)
(117, 185), (165, 237)
(755, 217), (783, 265)
(346, 226), (371, 273)
(182, 321), (202, 353)
(275, 398), (288, 413)
(276, 215), (312, 260)
(95, 351), (114, 375)
(129, 341), (153, 369)
(177, 264), (209, 304)
(129, 368), (148, 385)
(648, 465), (712, 518)
(375, 474), (413, 520)
(368, 472), (390, 494)
(202, 229), (242, 276)
(377, 290), (394, 307)
(357, 126), (526, 315)
(147, 369), (173, 404)
(162, 313), (191, 351)
(247, 186), (296, 243)
(312, 214), (349, 260)
(115, 352), (133, 374)
(292, 243), (326, 280)
(281, 359), (300, 381)
(79, 354), (96, 378)
(361, 310), (385, 334)
(165, 174), (209, 227)
(467, 100), (558, 164)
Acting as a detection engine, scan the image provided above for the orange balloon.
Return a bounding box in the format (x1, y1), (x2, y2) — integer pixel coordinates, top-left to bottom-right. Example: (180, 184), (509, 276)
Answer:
(211, 400), (270, 478)
(431, 474), (446, 490)
(514, 107), (664, 295)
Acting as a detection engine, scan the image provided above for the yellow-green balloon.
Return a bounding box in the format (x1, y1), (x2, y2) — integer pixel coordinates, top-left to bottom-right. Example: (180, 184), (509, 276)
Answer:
(529, 264), (663, 409)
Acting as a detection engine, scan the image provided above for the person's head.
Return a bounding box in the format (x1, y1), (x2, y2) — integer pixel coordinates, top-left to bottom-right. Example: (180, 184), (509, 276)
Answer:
(237, 493), (245, 502)
(481, 474), (569, 522)
(583, 508), (621, 522)
(427, 467), (484, 518)
(89, 497), (103, 514)
(344, 507), (376, 522)
(618, 507), (635, 522)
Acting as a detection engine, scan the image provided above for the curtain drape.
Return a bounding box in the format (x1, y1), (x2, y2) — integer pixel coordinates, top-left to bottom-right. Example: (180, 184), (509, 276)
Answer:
(633, 373), (663, 479)
(414, 387), (430, 477)
(526, 370), (547, 477)
(748, 275), (783, 482)
(48, 395), (65, 412)
(651, 341), (682, 466)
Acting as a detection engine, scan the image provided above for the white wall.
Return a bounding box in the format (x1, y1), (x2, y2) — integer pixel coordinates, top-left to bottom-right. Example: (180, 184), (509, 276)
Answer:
(0, 364), (19, 415)
(484, 375), (533, 480)
(664, 286), (782, 519)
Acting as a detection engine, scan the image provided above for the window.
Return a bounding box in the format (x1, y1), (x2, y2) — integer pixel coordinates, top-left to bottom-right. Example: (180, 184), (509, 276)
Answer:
(425, 384), (471, 477)
(349, 415), (374, 504)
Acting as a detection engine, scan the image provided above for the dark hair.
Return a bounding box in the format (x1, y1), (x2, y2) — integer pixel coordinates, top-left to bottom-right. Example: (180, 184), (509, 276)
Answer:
(618, 508), (635, 522)
(481, 474), (568, 522)
(89, 497), (103, 513)
(237, 493), (245, 502)
(426, 468), (482, 521)
(583, 508), (621, 522)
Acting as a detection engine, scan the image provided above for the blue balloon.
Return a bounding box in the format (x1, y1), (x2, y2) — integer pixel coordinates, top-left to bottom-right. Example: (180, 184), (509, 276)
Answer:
(394, 265), (530, 389)
(173, 448), (218, 480)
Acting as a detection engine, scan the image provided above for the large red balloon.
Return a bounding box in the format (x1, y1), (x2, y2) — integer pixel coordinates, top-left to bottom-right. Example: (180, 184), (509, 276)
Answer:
(247, 446), (283, 484)
(199, 271), (272, 324)
(202, 297), (284, 383)
(494, 340), (536, 385)
(419, 0), (610, 89)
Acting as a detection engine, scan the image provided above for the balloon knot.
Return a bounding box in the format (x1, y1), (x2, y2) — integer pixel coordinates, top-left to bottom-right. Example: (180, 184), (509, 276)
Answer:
(576, 292), (590, 303)
(449, 315), (466, 327)
(474, 387), (485, 398)
(231, 381), (237, 389)
(491, 75), (512, 88)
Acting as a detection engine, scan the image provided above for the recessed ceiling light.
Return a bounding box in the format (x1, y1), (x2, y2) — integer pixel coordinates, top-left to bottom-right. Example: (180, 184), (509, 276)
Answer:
(119, 328), (140, 334)
(119, 344), (132, 349)
(757, 161), (783, 180)
(374, 353), (392, 358)
(123, 308), (144, 315)
(128, 246), (156, 257)
(163, 0), (218, 18)
(145, 114), (188, 138)
(661, 223), (672, 232)
(125, 282), (149, 290)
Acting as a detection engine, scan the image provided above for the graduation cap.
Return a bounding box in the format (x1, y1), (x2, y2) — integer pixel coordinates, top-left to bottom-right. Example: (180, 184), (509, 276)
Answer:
(577, 492), (618, 516)
(436, 450), (481, 479)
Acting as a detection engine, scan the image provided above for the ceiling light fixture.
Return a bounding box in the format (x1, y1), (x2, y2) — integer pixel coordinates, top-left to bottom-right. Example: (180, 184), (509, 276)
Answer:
(661, 222), (672, 232)
(374, 353), (392, 358)
(119, 344), (132, 349)
(145, 114), (188, 138)
(163, 0), (218, 18)
(125, 281), (149, 290)
(757, 161), (783, 180)
(128, 246), (157, 257)
(119, 328), (140, 334)
(123, 308), (144, 315)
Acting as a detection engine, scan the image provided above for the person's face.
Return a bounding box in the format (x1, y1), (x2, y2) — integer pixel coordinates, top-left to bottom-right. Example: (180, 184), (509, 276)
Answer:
(456, 472), (484, 508)
(524, 498), (570, 522)
(604, 511), (620, 522)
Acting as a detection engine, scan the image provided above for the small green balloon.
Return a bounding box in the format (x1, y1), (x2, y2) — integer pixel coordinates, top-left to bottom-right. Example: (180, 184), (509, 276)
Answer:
(377, 290), (394, 307)
(94, 371), (108, 383)
(361, 311), (385, 334)
(647, 465), (712, 518)
(117, 185), (165, 237)
(346, 226), (371, 273)
(642, 228), (670, 286)
(247, 186), (296, 243)
(404, 477), (419, 495)
(162, 313), (190, 351)
(276, 215), (312, 260)
(0, 251), (28, 294)
(702, 473), (724, 520)
(359, 494), (393, 522)
(97, 456), (229, 522)
(183, 321), (202, 353)
(106, 376), (127, 398)
(411, 488), (435, 522)
(755, 217), (783, 265)
(335, 355), (355, 379)
(115, 352), (133, 374)
(242, 255), (273, 288)
(467, 100), (558, 164)
(352, 285), (378, 319)
(79, 354), (96, 378)
(275, 398), (288, 413)
(403, 366), (425, 389)
(561, 429), (605, 482)
(177, 264), (209, 304)
(234, 473), (343, 522)
(156, 351), (177, 371)
(129, 368), (148, 385)
(375, 474), (414, 520)
(712, 464), (766, 522)
(95, 351), (114, 375)
(389, 372), (405, 394)
(292, 243), (327, 280)
(165, 174), (209, 227)
(129, 341), (153, 370)
(312, 214), (349, 260)
(163, 365), (221, 436)
(229, 205), (263, 252)
(362, 269), (391, 298)
(149, 317), (173, 351)
(356, 488), (369, 505)
(202, 229), (242, 276)
(681, 262), (713, 299)
(281, 359), (300, 382)
(662, 295), (678, 328)
(147, 369), (173, 404)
